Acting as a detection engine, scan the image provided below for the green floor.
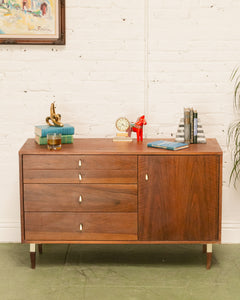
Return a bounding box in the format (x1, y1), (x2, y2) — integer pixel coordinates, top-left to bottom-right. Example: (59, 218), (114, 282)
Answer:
(0, 244), (239, 300)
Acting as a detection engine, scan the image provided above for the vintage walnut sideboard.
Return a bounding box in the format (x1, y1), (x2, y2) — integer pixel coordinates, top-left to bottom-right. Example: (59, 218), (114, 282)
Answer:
(19, 138), (222, 269)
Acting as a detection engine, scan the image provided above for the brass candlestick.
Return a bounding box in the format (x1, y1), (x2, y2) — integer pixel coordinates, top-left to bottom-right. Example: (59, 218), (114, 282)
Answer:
(46, 102), (63, 127)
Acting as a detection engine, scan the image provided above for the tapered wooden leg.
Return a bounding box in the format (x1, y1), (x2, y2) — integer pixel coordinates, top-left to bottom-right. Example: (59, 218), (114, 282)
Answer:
(38, 244), (43, 254)
(30, 244), (36, 269)
(207, 253), (212, 270)
(206, 244), (212, 270)
(30, 252), (36, 269)
(203, 244), (207, 254)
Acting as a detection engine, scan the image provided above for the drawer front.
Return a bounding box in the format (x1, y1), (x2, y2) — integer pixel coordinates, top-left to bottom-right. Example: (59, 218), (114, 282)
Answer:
(25, 212), (138, 241)
(24, 184), (137, 212)
(23, 155), (137, 170)
(23, 169), (137, 184)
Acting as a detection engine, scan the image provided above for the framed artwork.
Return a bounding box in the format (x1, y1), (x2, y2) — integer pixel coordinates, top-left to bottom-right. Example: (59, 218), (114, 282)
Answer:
(0, 0), (65, 45)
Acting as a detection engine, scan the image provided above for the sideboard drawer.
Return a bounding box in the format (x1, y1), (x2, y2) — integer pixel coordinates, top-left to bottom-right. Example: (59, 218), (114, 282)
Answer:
(24, 184), (137, 212)
(23, 155), (137, 170)
(23, 169), (137, 184)
(25, 212), (138, 241)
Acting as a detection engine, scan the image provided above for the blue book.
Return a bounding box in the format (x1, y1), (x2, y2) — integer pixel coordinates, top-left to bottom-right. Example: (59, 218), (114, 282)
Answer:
(35, 124), (75, 137)
(147, 140), (189, 151)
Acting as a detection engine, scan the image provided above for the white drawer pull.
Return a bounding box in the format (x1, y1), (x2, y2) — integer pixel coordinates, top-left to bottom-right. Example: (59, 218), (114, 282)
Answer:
(79, 195), (82, 203)
(79, 224), (83, 231)
(145, 174), (149, 181)
(79, 160), (82, 167)
(79, 174), (82, 181)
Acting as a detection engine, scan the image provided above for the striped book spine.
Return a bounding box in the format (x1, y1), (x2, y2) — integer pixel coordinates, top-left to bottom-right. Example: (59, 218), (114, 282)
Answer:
(35, 124), (75, 137)
(193, 110), (198, 144)
(184, 108), (190, 144)
(35, 135), (74, 145)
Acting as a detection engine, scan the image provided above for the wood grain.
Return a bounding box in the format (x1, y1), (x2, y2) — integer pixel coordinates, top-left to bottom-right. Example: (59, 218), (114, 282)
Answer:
(23, 240), (221, 245)
(19, 153), (25, 243)
(25, 212), (138, 241)
(206, 253), (212, 270)
(24, 184), (137, 212)
(23, 169), (137, 184)
(138, 155), (220, 241)
(19, 138), (223, 156)
(19, 138), (222, 269)
(218, 154), (223, 242)
(30, 252), (36, 269)
(23, 155), (137, 170)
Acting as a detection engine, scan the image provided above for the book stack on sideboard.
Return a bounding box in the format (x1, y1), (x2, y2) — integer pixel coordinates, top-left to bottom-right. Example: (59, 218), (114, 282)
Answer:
(35, 124), (75, 145)
(175, 108), (206, 144)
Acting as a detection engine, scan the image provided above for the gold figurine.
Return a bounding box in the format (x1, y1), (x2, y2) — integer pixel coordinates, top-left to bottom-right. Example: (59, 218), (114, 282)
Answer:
(46, 102), (63, 127)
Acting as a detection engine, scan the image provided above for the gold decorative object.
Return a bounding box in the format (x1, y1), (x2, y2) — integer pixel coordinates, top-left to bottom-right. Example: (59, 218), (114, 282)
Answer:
(46, 102), (63, 127)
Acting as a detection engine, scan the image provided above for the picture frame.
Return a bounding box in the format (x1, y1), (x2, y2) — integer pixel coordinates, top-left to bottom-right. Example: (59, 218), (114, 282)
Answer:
(0, 0), (65, 45)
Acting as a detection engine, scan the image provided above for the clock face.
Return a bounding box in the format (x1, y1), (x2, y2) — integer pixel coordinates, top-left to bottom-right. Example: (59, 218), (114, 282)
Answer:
(115, 117), (130, 132)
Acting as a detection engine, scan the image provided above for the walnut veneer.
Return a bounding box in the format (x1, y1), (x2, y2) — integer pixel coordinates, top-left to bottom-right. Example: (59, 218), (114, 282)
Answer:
(19, 138), (222, 269)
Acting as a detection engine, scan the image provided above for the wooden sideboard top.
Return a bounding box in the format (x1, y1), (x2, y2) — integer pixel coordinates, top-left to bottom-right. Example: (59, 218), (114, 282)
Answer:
(19, 138), (222, 156)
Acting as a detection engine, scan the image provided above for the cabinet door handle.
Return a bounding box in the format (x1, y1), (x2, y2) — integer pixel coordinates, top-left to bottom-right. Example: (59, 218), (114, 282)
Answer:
(79, 174), (82, 181)
(145, 174), (149, 181)
(79, 224), (83, 231)
(79, 195), (83, 203)
(79, 160), (82, 167)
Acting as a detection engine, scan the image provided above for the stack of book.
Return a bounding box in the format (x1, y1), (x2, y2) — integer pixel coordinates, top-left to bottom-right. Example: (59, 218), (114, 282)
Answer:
(183, 107), (198, 144)
(35, 124), (75, 145)
(175, 108), (206, 144)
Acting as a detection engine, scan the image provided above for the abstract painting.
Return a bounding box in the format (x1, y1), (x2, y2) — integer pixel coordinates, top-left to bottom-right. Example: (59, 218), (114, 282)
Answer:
(0, 0), (65, 44)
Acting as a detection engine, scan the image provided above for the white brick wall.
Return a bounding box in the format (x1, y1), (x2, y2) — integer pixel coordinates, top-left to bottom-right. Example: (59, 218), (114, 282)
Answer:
(0, 0), (239, 242)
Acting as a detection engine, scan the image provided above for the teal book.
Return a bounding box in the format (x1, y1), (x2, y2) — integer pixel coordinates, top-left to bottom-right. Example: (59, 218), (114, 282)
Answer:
(35, 124), (75, 137)
(147, 140), (189, 151)
(35, 134), (74, 145)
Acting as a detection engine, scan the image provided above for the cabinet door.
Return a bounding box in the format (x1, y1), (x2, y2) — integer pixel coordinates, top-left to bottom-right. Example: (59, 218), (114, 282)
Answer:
(138, 155), (220, 241)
